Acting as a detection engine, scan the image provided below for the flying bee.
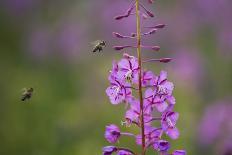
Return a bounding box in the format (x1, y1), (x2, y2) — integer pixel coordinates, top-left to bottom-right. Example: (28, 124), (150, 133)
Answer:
(21, 87), (33, 101)
(91, 40), (106, 52)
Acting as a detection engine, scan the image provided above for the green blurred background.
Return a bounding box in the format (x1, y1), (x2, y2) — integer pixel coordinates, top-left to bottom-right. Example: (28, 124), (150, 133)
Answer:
(0, 0), (231, 155)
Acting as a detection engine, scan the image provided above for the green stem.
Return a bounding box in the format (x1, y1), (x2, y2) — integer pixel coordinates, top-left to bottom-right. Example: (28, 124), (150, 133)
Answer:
(135, 0), (146, 155)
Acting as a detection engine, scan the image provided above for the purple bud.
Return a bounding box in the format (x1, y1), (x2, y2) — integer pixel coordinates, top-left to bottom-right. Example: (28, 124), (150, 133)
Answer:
(155, 24), (166, 29)
(143, 58), (172, 63)
(141, 45), (160, 51)
(173, 150), (186, 155)
(159, 58), (172, 63)
(126, 4), (135, 16)
(151, 46), (160, 51)
(144, 24), (166, 29)
(113, 32), (125, 38)
(102, 146), (117, 155)
(104, 124), (121, 143)
(145, 10), (154, 17)
(153, 140), (170, 152)
(148, 0), (155, 4)
(140, 3), (154, 17)
(113, 45), (134, 50)
(113, 32), (135, 39)
(114, 46), (126, 50)
(142, 29), (157, 36)
(147, 29), (157, 34)
(117, 150), (133, 155)
(115, 15), (127, 20)
(142, 13), (149, 19)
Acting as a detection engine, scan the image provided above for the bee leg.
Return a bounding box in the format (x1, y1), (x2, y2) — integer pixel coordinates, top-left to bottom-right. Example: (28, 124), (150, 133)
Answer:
(92, 48), (97, 52)
(21, 96), (26, 101)
(99, 46), (103, 52)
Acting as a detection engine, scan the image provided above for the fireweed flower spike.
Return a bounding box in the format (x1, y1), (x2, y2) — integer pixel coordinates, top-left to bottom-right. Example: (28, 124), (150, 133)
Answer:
(102, 0), (186, 155)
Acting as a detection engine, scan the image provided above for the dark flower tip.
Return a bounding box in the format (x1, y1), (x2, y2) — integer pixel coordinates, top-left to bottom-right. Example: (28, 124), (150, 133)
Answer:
(148, 0), (155, 4)
(146, 10), (154, 17)
(159, 58), (172, 63)
(113, 46), (125, 50)
(144, 24), (166, 29)
(131, 33), (136, 37)
(140, 3), (155, 17)
(126, 4), (135, 15)
(114, 15), (127, 20)
(142, 58), (172, 63)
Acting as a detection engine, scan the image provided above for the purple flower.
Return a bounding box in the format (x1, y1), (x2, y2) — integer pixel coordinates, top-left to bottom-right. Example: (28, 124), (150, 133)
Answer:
(153, 140), (170, 152)
(141, 71), (154, 86)
(144, 71), (175, 112)
(105, 124), (121, 143)
(172, 150), (186, 155)
(125, 98), (152, 125)
(144, 88), (169, 112)
(118, 55), (139, 83)
(117, 150), (133, 155)
(102, 146), (117, 155)
(111, 60), (119, 75)
(161, 111), (179, 139)
(106, 75), (132, 105)
(151, 71), (174, 97)
(136, 126), (162, 147)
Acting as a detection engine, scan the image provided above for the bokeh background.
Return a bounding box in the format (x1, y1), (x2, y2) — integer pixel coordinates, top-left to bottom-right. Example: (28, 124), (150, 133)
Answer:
(0, 0), (231, 155)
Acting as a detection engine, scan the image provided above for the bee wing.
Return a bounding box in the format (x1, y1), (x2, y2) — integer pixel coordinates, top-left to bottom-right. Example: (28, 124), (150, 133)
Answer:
(91, 40), (102, 46)
(21, 88), (27, 93)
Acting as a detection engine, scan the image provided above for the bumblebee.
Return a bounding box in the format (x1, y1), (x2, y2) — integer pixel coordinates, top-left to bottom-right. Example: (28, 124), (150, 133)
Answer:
(21, 88), (33, 101)
(92, 40), (106, 52)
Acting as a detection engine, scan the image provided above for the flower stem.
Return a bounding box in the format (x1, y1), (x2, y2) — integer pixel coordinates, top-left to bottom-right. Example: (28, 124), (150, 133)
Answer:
(135, 0), (146, 155)
(121, 132), (135, 137)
